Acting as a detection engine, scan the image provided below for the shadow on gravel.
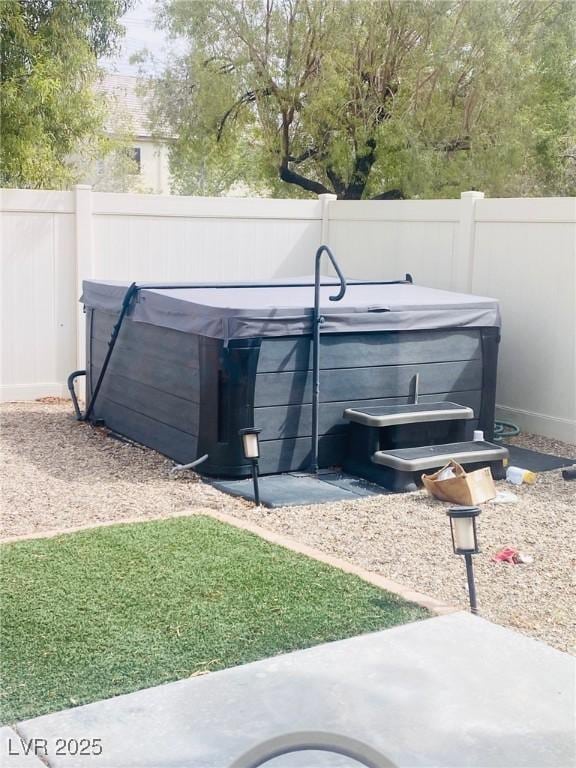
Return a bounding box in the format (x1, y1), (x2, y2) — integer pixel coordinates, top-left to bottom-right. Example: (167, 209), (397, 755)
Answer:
(0, 405), (183, 486)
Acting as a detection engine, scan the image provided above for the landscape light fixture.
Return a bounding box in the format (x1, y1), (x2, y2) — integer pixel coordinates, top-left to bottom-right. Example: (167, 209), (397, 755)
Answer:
(239, 427), (262, 506)
(446, 505), (481, 614)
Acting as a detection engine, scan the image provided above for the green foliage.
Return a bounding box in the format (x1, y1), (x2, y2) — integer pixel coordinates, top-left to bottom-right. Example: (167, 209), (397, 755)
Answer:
(0, 0), (131, 189)
(89, 142), (146, 193)
(88, 98), (150, 193)
(152, 0), (576, 198)
(0, 515), (427, 722)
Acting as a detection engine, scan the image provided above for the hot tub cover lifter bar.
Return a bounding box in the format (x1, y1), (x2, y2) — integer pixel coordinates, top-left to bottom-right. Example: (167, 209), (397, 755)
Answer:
(311, 245), (347, 473)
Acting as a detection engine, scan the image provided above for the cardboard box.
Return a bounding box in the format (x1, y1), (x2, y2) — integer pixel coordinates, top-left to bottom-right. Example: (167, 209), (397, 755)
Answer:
(422, 460), (497, 505)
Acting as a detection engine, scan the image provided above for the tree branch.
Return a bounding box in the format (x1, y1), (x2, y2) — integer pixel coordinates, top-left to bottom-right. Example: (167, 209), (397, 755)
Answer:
(344, 137), (377, 199)
(279, 163), (331, 195)
(287, 147), (319, 164)
(436, 137), (471, 153)
(217, 89), (270, 141)
(370, 189), (405, 200)
(326, 166), (346, 197)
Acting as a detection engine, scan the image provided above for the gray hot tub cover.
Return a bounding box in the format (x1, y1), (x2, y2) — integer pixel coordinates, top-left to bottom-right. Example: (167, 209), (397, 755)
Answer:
(81, 278), (501, 341)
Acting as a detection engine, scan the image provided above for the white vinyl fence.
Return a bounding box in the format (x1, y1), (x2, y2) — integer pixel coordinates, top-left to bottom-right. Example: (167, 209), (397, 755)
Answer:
(1, 187), (575, 443)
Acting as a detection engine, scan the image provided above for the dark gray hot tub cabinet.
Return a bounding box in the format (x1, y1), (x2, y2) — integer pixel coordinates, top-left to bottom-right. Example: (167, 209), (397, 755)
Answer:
(82, 280), (501, 479)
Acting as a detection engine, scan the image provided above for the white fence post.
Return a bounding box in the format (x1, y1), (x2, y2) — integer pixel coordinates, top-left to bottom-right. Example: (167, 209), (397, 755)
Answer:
(318, 193), (337, 247)
(455, 191), (484, 292)
(74, 185), (94, 378)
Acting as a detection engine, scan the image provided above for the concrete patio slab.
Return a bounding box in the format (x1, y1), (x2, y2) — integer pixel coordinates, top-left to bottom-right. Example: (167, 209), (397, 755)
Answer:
(16, 613), (575, 768)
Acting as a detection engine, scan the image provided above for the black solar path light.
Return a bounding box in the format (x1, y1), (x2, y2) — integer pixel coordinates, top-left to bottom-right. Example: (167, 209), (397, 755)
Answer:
(239, 428), (262, 506)
(446, 506), (481, 614)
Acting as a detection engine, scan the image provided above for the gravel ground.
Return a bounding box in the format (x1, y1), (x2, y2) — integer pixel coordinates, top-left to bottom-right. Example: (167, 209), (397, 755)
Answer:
(0, 400), (249, 537)
(1, 400), (574, 653)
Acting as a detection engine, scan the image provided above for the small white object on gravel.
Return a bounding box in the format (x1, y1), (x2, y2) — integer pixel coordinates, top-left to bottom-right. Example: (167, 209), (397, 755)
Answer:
(1, 401), (574, 654)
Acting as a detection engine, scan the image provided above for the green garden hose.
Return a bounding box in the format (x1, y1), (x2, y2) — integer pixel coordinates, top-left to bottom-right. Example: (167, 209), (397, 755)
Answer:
(493, 420), (520, 442)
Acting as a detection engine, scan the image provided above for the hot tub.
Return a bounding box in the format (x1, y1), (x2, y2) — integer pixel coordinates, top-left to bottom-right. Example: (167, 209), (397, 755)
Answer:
(82, 279), (500, 477)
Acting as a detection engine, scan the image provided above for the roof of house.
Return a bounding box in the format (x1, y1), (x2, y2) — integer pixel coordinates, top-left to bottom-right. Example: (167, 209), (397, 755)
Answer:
(96, 73), (154, 138)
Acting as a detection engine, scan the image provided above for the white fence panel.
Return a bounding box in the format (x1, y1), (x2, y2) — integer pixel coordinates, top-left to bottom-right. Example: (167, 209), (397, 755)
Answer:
(0, 191), (77, 400)
(328, 200), (461, 289)
(1, 187), (574, 443)
(1, 188), (324, 402)
(90, 194), (322, 283)
(471, 198), (576, 443)
(327, 194), (576, 443)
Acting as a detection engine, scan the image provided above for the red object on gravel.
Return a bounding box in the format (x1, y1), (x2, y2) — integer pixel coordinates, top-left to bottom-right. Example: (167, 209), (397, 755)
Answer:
(492, 547), (520, 564)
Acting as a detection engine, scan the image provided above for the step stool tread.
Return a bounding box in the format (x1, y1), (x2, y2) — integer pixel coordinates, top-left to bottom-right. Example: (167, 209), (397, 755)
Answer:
(372, 440), (508, 471)
(344, 402), (474, 427)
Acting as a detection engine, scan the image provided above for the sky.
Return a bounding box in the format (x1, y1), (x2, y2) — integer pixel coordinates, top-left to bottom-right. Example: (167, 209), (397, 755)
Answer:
(100, 0), (185, 77)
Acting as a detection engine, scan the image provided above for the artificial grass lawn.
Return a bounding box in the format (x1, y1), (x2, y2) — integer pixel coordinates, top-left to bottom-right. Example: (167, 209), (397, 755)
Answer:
(0, 515), (428, 723)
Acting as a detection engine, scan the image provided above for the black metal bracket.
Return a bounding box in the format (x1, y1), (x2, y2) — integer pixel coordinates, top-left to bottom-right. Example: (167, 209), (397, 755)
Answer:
(83, 281), (138, 422)
(67, 369), (86, 420)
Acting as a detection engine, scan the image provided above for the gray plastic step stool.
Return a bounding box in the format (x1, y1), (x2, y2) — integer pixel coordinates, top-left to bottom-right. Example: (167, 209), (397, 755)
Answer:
(343, 403), (507, 492)
(344, 402), (474, 427)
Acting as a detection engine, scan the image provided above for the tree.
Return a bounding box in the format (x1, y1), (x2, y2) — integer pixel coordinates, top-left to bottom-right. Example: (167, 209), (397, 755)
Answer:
(152, 0), (576, 199)
(0, 0), (131, 189)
